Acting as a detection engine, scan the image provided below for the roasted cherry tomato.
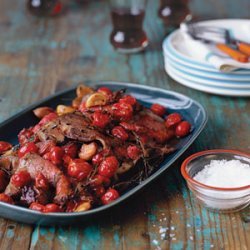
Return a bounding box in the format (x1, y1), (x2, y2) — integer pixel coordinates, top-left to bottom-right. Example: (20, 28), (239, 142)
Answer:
(165, 113), (182, 128)
(101, 188), (119, 205)
(0, 141), (12, 154)
(89, 174), (110, 187)
(127, 145), (141, 160)
(35, 173), (49, 191)
(67, 159), (92, 180)
(11, 170), (32, 188)
(175, 121), (191, 137)
(0, 193), (14, 204)
(44, 203), (62, 213)
(62, 143), (78, 158)
(92, 153), (104, 166)
(29, 202), (45, 212)
(18, 128), (34, 145)
(0, 170), (8, 192)
(49, 146), (65, 165)
(119, 95), (136, 106)
(150, 103), (166, 117)
(93, 185), (105, 197)
(18, 142), (38, 158)
(111, 126), (129, 141)
(63, 154), (73, 166)
(112, 103), (133, 121)
(98, 156), (119, 178)
(92, 111), (110, 128)
(39, 112), (58, 126)
(97, 87), (112, 96)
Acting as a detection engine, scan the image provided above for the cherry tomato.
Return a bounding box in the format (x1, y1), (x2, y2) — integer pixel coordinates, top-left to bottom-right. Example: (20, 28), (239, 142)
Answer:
(49, 146), (65, 165)
(18, 142), (38, 158)
(101, 188), (119, 205)
(0, 170), (8, 192)
(92, 153), (104, 166)
(119, 95), (136, 106)
(29, 202), (45, 212)
(11, 170), (32, 188)
(67, 159), (92, 180)
(39, 112), (58, 126)
(165, 113), (182, 128)
(92, 111), (110, 128)
(0, 141), (12, 154)
(97, 87), (112, 96)
(0, 194), (14, 204)
(175, 121), (191, 137)
(150, 103), (166, 117)
(18, 128), (34, 145)
(111, 126), (129, 141)
(93, 185), (105, 197)
(44, 203), (62, 213)
(35, 173), (49, 191)
(112, 103), (133, 121)
(98, 156), (119, 178)
(127, 145), (141, 160)
(63, 154), (73, 166)
(62, 143), (78, 158)
(89, 174), (110, 187)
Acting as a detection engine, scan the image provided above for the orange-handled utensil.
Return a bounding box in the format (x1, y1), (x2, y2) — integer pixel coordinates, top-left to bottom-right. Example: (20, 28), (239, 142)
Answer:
(237, 42), (250, 56)
(216, 43), (249, 63)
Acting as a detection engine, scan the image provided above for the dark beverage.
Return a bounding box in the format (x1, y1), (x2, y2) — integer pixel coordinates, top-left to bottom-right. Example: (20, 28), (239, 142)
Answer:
(158, 0), (190, 28)
(27, 0), (63, 16)
(110, 8), (148, 53)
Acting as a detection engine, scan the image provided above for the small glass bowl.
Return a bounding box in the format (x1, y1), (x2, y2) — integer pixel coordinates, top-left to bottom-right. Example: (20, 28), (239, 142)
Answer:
(181, 149), (250, 213)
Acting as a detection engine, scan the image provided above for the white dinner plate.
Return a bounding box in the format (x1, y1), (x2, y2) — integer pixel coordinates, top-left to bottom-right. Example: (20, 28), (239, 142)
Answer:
(165, 60), (250, 89)
(163, 19), (250, 74)
(164, 52), (250, 81)
(165, 64), (250, 97)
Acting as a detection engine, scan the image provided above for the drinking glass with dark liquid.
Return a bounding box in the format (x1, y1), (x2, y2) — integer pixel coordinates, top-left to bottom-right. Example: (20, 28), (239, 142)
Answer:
(158, 0), (190, 29)
(110, 0), (148, 53)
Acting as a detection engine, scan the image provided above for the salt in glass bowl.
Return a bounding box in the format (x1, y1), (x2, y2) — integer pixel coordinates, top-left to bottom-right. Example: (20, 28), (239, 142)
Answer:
(181, 149), (250, 213)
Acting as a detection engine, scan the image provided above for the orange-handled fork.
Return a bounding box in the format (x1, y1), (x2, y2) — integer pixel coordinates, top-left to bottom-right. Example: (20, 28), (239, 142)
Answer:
(185, 24), (250, 63)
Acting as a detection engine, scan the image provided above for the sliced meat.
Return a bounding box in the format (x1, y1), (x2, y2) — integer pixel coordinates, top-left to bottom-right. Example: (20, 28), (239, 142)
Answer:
(36, 112), (110, 148)
(5, 153), (72, 205)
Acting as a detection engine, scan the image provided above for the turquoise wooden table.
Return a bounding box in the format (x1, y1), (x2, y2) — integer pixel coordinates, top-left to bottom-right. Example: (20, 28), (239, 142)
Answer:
(0, 0), (250, 249)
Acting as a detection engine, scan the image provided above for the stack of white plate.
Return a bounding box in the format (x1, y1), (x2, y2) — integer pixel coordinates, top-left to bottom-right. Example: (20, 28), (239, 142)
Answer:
(163, 19), (250, 97)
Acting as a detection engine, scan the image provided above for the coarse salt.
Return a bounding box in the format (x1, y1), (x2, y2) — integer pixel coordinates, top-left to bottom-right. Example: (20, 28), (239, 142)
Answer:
(193, 159), (250, 188)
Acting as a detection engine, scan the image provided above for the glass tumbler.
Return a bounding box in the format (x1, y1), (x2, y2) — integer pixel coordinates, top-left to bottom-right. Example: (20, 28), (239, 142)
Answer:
(110, 0), (149, 53)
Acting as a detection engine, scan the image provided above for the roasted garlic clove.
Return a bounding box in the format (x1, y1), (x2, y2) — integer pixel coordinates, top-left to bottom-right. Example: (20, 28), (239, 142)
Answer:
(76, 84), (94, 98)
(74, 201), (91, 212)
(33, 107), (54, 119)
(56, 105), (75, 116)
(85, 93), (108, 108)
(79, 142), (97, 161)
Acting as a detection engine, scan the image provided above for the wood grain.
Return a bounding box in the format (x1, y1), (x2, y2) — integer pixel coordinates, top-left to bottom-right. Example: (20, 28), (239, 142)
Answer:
(0, 0), (249, 249)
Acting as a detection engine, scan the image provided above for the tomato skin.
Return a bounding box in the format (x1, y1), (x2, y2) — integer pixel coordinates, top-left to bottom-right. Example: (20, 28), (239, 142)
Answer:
(165, 113), (182, 128)
(67, 159), (92, 180)
(92, 111), (110, 128)
(112, 103), (133, 121)
(35, 173), (49, 191)
(101, 188), (119, 205)
(49, 146), (65, 165)
(0, 193), (14, 204)
(18, 142), (38, 158)
(111, 126), (129, 141)
(11, 171), (32, 188)
(29, 202), (45, 212)
(98, 156), (119, 178)
(127, 145), (141, 160)
(97, 87), (112, 96)
(150, 103), (166, 117)
(44, 203), (62, 213)
(62, 143), (78, 159)
(92, 149), (111, 166)
(0, 141), (12, 154)
(119, 95), (136, 106)
(0, 170), (8, 192)
(18, 128), (34, 145)
(175, 121), (191, 137)
(93, 185), (105, 197)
